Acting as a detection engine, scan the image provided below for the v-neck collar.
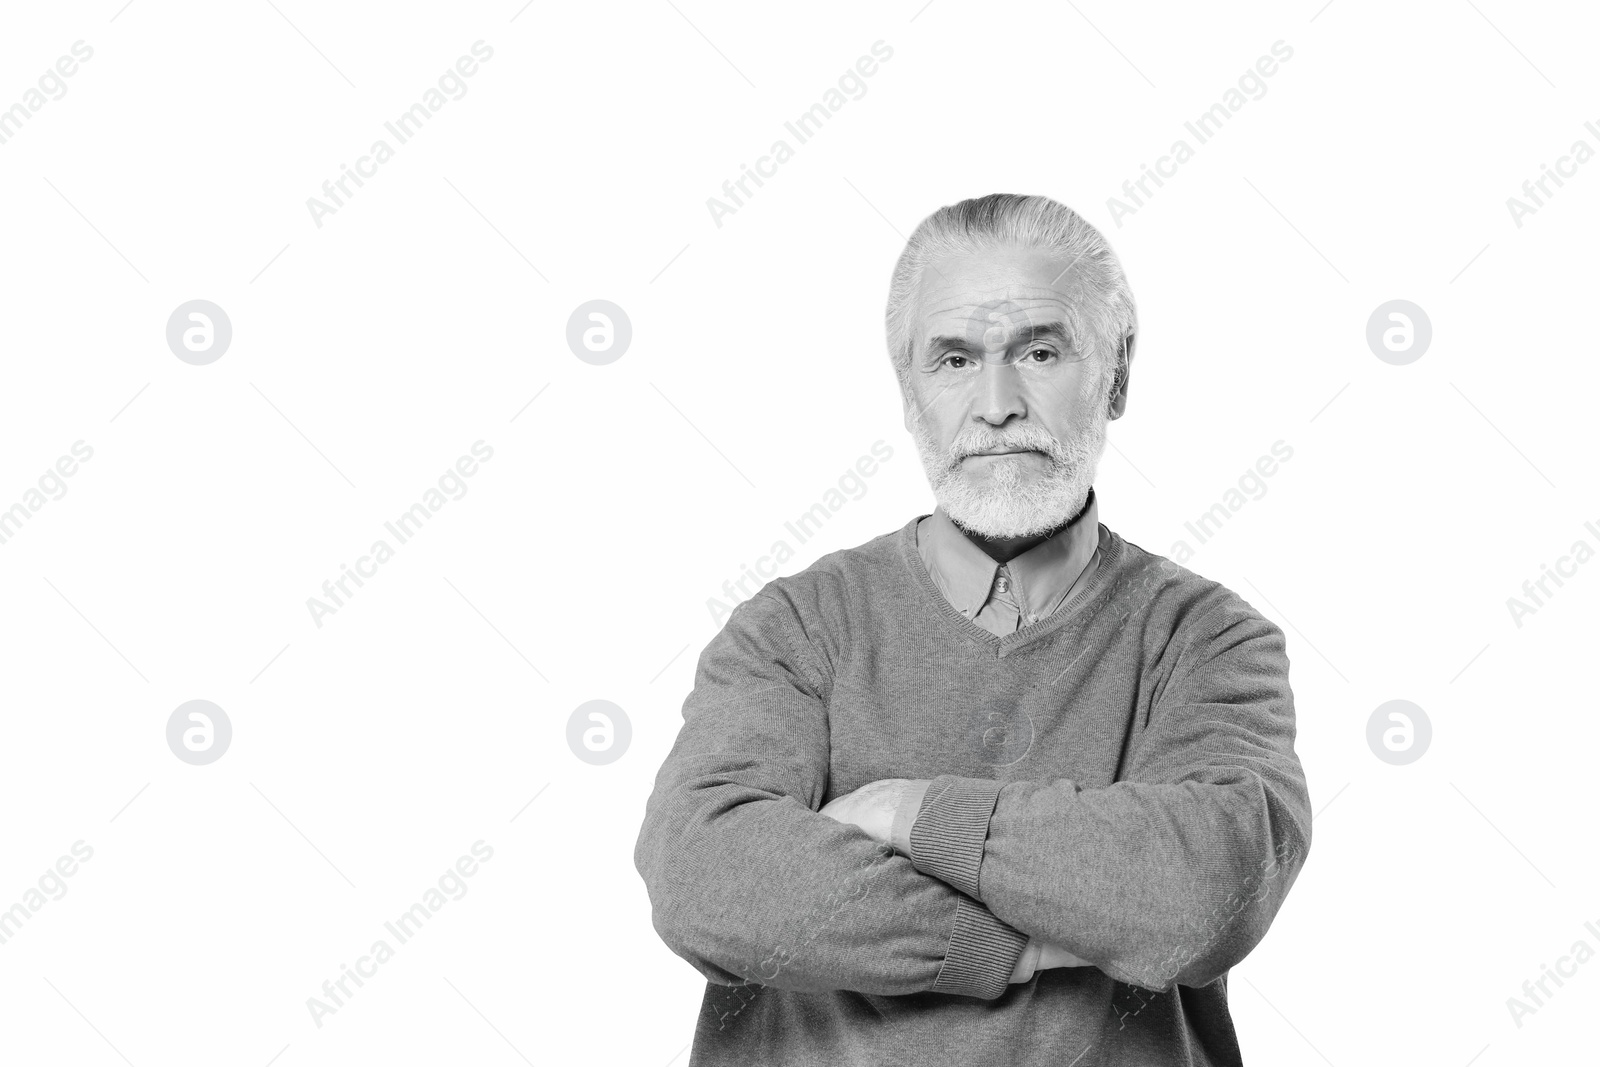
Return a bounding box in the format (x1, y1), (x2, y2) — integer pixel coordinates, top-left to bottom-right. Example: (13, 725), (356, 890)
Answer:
(898, 510), (1121, 656)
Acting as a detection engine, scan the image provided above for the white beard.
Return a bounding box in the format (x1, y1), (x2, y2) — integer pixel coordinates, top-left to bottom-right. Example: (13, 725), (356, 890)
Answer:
(909, 375), (1112, 539)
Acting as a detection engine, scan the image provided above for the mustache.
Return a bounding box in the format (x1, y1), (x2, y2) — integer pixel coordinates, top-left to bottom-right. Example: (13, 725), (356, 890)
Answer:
(947, 428), (1065, 461)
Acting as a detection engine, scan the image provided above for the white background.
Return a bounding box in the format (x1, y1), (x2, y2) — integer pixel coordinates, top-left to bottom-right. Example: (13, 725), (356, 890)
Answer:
(1, 1), (1596, 1064)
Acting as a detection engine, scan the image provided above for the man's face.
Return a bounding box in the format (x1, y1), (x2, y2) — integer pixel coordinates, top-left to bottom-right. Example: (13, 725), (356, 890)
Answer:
(901, 245), (1125, 539)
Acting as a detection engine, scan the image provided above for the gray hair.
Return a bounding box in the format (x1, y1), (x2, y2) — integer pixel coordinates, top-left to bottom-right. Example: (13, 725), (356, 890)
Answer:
(884, 193), (1137, 398)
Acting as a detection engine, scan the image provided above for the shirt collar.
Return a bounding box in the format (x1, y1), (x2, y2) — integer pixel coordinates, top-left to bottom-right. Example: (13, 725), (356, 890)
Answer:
(917, 488), (1100, 623)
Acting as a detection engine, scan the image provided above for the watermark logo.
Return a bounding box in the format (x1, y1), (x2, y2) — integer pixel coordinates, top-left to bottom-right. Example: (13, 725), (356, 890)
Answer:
(0, 40), (94, 148)
(0, 841), (94, 947)
(966, 299), (1032, 354)
(1365, 300), (1430, 365)
(306, 441), (495, 628)
(1107, 40), (1294, 227)
(968, 697), (1033, 766)
(705, 40), (894, 229)
(306, 41), (494, 229)
(306, 840), (494, 1028)
(1505, 519), (1599, 628)
(167, 700), (232, 765)
(166, 300), (232, 365)
(567, 700), (630, 765)
(1506, 918), (1600, 1029)
(1169, 440), (1294, 564)
(0, 440), (94, 548)
(707, 440), (895, 626)
(566, 300), (632, 365)
(1505, 120), (1600, 229)
(1366, 699), (1430, 765)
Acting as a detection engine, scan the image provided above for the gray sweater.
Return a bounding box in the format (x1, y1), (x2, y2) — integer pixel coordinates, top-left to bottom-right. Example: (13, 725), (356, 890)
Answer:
(635, 516), (1312, 1066)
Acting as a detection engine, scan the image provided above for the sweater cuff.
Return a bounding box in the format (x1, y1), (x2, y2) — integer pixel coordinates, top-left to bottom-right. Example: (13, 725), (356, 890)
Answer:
(909, 775), (1002, 900)
(889, 780), (932, 856)
(930, 897), (1028, 999)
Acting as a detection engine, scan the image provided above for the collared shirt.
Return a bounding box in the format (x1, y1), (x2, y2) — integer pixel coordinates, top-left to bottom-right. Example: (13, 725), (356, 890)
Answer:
(915, 488), (1102, 637)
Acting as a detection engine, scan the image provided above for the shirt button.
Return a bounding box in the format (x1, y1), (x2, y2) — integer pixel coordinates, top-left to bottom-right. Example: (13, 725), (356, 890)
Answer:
(996, 575), (1010, 593)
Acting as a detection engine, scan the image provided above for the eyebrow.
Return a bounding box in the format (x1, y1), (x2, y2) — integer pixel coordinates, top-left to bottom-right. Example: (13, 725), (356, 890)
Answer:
(921, 321), (1074, 361)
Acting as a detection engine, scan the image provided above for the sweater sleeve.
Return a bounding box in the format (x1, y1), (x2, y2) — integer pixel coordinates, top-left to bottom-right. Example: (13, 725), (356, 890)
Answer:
(907, 595), (1312, 993)
(634, 590), (1028, 1000)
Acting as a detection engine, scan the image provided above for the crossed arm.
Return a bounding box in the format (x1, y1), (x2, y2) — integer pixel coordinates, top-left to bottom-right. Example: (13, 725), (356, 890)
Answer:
(818, 777), (1091, 980)
(634, 589), (1312, 1000)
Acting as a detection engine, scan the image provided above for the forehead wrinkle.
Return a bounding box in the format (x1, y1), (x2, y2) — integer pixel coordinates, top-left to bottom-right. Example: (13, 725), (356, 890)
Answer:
(921, 300), (1086, 341)
(928, 295), (1075, 321)
(908, 256), (1111, 368)
(979, 321), (1075, 354)
(920, 283), (1086, 318)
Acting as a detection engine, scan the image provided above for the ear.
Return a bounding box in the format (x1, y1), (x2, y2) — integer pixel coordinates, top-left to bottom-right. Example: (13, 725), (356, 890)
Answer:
(1107, 332), (1135, 420)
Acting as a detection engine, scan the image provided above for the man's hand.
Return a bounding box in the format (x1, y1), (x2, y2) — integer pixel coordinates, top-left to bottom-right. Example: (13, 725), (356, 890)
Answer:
(824, 779), (1097, 985)
(819, 779), (926, 849)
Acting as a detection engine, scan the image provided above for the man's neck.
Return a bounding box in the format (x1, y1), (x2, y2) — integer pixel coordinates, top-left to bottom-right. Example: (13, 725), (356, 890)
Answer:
(952, 523), (1061, 564)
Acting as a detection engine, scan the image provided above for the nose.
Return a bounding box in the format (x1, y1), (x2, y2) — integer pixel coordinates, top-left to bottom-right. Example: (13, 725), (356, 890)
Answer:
(970, 357), (1027, 425)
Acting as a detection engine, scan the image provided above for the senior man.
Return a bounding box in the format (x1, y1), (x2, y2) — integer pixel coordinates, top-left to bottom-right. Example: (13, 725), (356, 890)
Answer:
(634, 192), (1311, 1066)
